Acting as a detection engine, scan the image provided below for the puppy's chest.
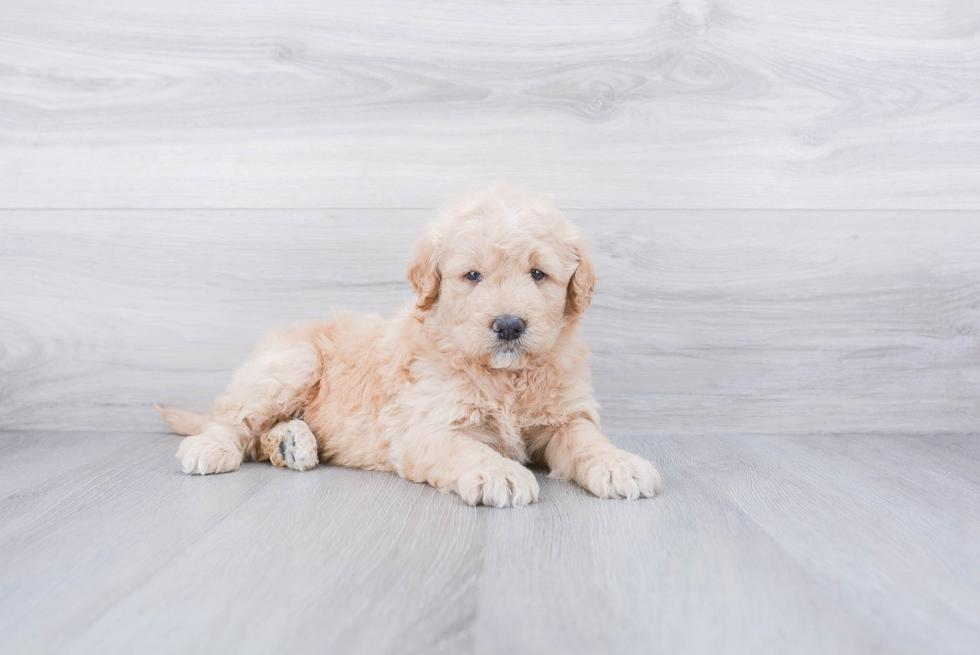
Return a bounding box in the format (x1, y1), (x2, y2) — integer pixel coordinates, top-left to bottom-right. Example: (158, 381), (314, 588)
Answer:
(472, 384), (551, 426)
(467, 389), (560, 461)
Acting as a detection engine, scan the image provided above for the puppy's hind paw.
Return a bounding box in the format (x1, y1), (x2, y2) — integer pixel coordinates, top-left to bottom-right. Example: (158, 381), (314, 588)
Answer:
(274, 420), (319, 471)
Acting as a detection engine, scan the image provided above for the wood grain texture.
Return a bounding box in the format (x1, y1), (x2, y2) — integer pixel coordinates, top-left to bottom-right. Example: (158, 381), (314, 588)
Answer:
(1, 209), (978, 434)
(2, 0), (979, 209)
(1, 431), (978, 654)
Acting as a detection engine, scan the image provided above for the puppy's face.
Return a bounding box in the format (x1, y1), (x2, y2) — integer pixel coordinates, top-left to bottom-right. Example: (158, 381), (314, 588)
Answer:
(408, 185), (595, 369)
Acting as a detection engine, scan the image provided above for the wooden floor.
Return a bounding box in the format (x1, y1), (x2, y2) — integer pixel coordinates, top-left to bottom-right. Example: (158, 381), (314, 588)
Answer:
(3, 0), (980, 653)
(0, 431), (978, 654)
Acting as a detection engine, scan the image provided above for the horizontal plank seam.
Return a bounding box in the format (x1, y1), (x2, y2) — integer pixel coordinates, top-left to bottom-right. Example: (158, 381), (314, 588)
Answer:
(1, 207), (979, 213)
(4, 430), (978, 437)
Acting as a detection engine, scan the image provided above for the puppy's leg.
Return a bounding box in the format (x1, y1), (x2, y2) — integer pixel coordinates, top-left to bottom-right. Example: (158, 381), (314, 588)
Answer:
(393, 428), (539, 508)
(544, 418), (661, 499)
(258, 419), (319, 471)
(178, 332), (321, 475)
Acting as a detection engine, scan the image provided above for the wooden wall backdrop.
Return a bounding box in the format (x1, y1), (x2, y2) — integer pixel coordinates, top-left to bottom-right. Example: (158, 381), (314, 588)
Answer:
(1, 211), (978, 434)
(2, 0), (980, 209)
(1, 0), (979, 434)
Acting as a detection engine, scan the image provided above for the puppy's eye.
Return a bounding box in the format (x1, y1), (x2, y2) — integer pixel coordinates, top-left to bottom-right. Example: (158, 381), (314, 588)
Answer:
(465, 271), (482, 282)
(530, 269), (546, 281)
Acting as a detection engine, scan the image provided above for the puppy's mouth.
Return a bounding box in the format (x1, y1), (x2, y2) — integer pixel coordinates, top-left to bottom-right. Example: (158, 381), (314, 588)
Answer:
(487, 334), (529, 369)
(488, 345), (524, 369)
(493, 337), (527, 355)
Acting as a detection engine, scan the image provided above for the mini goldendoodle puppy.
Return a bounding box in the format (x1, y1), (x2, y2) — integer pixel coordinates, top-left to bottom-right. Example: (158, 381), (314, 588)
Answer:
(157, 183), (660, 507)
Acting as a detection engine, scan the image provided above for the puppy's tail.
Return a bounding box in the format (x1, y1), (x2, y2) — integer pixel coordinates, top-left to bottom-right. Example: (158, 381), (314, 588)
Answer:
(154, 403), (208, 436)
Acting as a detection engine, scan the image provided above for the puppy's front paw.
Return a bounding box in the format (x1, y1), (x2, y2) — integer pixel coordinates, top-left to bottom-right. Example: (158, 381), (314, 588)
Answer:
(457, 459), (540, 508)
(177, 436), (242, 475)
(277, 420), (318, 471)
(581, 450), (660, 499)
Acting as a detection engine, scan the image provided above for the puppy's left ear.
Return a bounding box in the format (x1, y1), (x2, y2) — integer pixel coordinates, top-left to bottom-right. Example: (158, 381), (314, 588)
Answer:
(566, 241), (596, 315)
(407, 225), (441, 311)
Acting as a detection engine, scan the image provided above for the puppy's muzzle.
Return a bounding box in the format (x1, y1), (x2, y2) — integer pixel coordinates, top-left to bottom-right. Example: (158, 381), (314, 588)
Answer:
(492, 315), (525, 342)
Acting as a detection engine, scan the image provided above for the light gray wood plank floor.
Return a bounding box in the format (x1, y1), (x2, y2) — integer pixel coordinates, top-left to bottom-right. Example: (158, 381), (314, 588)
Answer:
(1, 431), (977, 654)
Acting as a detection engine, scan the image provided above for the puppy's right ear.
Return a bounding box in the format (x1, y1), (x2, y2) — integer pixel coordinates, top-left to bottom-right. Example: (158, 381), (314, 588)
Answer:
(407, 225), (441, 311)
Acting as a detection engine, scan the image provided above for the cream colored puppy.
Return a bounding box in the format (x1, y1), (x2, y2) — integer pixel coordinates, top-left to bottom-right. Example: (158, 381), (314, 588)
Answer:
(157, 183), (660, 507)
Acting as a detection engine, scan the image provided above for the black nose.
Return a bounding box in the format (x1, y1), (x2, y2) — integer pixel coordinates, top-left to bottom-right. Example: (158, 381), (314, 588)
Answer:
(492, 315), (525, 341)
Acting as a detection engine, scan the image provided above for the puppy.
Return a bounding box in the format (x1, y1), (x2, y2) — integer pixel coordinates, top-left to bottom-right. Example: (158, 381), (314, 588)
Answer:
(157, 183), (660, 507)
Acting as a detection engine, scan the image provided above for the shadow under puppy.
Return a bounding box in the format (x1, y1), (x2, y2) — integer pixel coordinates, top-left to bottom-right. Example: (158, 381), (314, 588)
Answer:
(157, 183), (660, 507)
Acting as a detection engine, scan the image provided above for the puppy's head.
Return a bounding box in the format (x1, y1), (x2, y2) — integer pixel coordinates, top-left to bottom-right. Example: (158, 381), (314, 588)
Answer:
(407, 182), (596, 369)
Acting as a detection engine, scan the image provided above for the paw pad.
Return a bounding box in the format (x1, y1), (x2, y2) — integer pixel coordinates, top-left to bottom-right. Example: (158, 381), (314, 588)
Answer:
(276, 421), (319, 471)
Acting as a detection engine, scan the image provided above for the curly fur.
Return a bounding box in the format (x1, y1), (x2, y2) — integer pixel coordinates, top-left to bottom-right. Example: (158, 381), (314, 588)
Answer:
(158, 183), (660, 507)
